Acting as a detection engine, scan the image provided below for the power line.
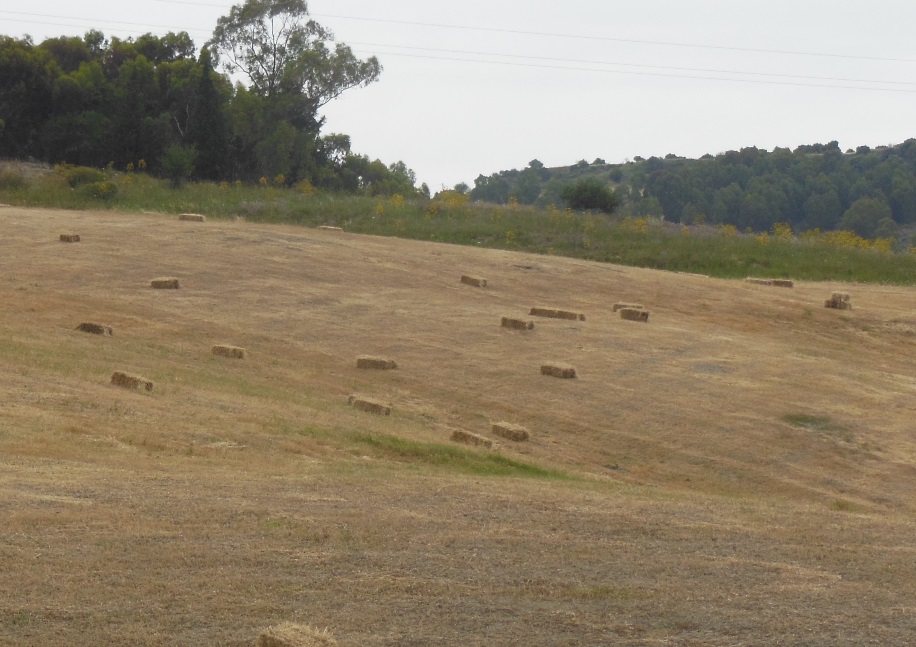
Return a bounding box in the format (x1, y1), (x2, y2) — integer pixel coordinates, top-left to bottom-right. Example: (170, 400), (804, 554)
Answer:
(0, 10), (212, 35)
(145, 1), (916, 64)
(7, 6), (915, 92)
(350, 41), (916, 87)
(352, 50), (916, 94)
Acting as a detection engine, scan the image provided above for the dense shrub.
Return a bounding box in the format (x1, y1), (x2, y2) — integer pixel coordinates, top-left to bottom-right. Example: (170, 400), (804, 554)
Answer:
(561, 179), (619, 214)
(58, 165), (105, 187)
(80, 181), (118, 200)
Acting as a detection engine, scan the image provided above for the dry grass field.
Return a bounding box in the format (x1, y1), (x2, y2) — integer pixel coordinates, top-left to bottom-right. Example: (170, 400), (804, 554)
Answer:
(1, 206), (914, 646)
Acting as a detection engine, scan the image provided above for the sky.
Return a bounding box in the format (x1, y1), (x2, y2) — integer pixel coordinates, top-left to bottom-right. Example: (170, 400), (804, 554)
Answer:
(5, 1), (916, 190)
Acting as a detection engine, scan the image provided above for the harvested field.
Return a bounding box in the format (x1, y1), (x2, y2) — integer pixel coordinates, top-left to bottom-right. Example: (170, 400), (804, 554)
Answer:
(1, 206), (915, 647)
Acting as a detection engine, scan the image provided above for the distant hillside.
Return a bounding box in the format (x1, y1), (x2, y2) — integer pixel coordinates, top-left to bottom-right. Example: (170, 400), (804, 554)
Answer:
(469, 140), (916, 239)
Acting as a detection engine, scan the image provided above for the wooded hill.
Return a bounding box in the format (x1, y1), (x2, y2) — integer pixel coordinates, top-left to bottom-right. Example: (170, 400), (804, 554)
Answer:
(470, 140), (916, 238)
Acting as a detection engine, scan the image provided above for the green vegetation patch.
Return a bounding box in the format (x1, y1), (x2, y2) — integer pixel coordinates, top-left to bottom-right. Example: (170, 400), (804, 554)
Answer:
(782, 413), (854, 442)
(350, 432), (569, 479)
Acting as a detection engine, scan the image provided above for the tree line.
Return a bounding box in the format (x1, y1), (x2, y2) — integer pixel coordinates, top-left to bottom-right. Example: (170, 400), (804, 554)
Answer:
(467, 141), (916, 238)
(0, 0), (418, 195)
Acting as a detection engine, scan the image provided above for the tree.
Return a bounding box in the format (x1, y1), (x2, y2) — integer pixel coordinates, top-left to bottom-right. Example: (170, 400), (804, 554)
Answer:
(209, 0), (381, 109)
(188, 49), (228, 179)
(561, 179), (619, 214)
(161, 142), (197, 187)
(839, 197), (891, 238)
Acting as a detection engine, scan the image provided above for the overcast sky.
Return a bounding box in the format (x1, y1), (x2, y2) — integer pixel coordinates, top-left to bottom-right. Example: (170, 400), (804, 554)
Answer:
(5, 1), (916, 190)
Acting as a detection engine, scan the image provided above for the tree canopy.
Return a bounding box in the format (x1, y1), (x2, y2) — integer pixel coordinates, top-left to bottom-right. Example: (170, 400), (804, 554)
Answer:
(0, 4), (412, 194)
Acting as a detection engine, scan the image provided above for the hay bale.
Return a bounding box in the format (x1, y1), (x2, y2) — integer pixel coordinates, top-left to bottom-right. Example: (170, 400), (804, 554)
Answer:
(612, 302), (644, 312)
(150, 277), (180, 289)
(460, 274), (487, 288)
(745, 277), (774, 286)
(318, 225), (342, 231)
(530, 307), (586, 321)
(348, 395), (391, 415)
(257, 623), (338, 647)
(75, 322), (112, 336)
(59, 234), (80, 242)
(111, 371), (153, 392)
(825, 292), (852, 310)
(619, 307), (650, 322)
(450, 429), (493, 448)
(212, 344), (246, 359)
(501, 317), (534, 330)
(356, 355), (397, 370)
(771, 279), (794, 288)
(540, 363), (577, 379)
(491, 421), (530, 442)
(178, 213), (206, 222)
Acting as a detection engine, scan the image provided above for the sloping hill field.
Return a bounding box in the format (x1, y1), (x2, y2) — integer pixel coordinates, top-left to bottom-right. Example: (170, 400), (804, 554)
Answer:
(1, 207), (914, 646)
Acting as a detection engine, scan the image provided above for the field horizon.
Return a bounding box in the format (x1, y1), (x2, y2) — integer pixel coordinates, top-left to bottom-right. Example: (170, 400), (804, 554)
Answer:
(1, 206), (914, 646)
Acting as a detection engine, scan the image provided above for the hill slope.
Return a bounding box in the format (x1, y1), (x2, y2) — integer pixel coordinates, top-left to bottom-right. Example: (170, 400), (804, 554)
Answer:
(1, 207), (915, 646)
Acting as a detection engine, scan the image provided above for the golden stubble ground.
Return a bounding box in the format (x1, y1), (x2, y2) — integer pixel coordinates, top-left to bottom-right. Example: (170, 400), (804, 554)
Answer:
(1, 207), (914, 646)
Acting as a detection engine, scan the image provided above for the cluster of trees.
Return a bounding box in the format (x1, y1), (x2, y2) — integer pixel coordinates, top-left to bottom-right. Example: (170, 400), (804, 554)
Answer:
(0, 0), (417, 194)
(629, 141), (915, 237)
(468, 141), (916, 236)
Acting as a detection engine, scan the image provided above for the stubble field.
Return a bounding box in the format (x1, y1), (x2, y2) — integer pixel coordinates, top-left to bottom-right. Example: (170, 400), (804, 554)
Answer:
(1, 207), (914, 646)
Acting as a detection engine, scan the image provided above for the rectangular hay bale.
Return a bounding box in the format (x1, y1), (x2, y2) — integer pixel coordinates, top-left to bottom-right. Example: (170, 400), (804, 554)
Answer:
(348, 395), (391, 415)
(501, 317), (534, 330)
(745, 277), (774, 285)
(178, 213), (206, 222)
(212, 344), (246, 359)
(460, 274), (487, 288)
(450, 429), (493, 449)
(530, 307), (585, 321)
(612, 302), (644, 312)
(318, 225), (343, 231)
(540, 363), (577, 379)
(60, 234), (81, 242)
(491, 421), (530, 442)
(257, 622), (338, 647)
(111, 371), (153, 392)
(150, 277), (180, 289)
(619, 307), (650, 322)
(76, 322), (113, 336)
(771, 279), (794, 288)
(356, 355), (397, 370)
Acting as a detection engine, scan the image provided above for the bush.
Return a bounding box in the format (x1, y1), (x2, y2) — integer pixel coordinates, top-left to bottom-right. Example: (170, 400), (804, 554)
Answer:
(58, 165), (105, 187)
(561, 179), (619, 214)
(0, 171), (27, 189)
(81, 181), (119, 200)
